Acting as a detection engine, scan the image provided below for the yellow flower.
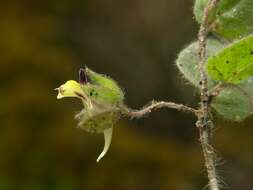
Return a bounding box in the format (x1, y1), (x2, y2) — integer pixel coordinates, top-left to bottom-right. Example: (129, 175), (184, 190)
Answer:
(56, 80), (85, 99)
(56, 68), (124, 162)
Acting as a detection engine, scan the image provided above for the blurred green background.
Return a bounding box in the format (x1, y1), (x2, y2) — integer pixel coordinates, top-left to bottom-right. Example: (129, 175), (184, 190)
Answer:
(0, 0), (253, 189)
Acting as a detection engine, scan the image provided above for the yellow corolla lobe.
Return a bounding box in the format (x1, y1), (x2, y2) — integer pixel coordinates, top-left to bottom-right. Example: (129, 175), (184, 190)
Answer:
(56, 80), (85, 99)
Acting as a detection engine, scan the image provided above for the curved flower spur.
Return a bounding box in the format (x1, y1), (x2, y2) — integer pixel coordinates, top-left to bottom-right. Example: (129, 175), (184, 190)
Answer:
(56, 67), (124, 162)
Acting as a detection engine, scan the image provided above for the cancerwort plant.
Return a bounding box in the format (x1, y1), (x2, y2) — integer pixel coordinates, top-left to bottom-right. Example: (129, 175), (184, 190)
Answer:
(56, 0), (253, 189)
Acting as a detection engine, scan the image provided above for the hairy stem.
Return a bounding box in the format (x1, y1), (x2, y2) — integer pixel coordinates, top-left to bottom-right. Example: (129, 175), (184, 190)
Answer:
(121, 101), (197, 119)
(197, 0), (220, 190)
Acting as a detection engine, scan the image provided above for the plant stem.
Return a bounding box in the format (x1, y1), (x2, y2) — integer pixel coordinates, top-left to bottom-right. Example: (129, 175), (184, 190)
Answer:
(197, 0), (220, 190)
(121, 101), (197, 119)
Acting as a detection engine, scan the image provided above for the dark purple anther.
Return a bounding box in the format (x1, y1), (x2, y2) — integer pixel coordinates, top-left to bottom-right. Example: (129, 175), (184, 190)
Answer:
(79, 68), (88, 85)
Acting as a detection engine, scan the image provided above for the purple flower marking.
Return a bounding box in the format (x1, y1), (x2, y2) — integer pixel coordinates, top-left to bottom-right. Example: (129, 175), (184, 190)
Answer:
(79, 68), (88, 85)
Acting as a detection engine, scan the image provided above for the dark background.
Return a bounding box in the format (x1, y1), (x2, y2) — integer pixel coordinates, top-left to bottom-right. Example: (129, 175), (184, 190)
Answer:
(0, 0), (253, 189)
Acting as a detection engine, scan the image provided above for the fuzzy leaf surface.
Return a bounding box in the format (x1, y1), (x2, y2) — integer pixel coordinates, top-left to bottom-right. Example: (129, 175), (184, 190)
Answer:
(207, 35), (253, 84)
(176, 38), (225, 88)
(194, 0), (253, 40)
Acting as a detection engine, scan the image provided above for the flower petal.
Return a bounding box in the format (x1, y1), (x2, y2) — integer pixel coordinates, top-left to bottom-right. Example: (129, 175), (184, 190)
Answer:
(96, 127), (113, 162)
(56, 80), (85, 99)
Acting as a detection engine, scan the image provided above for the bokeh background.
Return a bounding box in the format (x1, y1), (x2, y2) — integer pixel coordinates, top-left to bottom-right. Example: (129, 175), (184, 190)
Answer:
(0, 0), (253, 189)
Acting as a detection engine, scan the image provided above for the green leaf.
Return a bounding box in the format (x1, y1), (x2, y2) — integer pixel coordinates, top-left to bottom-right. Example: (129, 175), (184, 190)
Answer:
(207, 35), (253, 84)
(194, 0), (253, 40)
(212, 86), (253, 122)
(176, 37), (225, 88)
(211, 77), (253, 122)
(239, 77), (253, 96)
